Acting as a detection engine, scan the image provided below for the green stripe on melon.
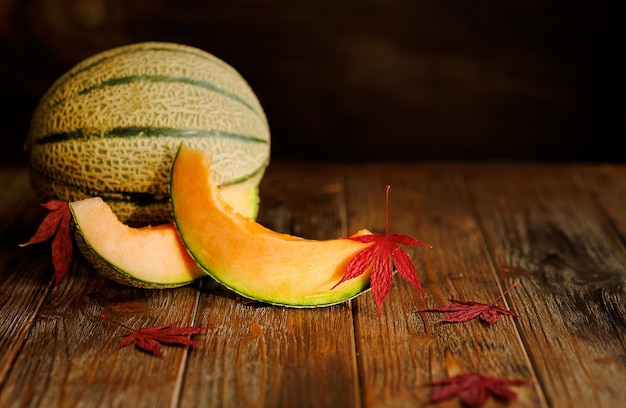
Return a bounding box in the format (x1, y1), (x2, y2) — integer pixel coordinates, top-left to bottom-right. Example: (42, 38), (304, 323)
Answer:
(34, 127), (267, 146)
(25, 42), (270, 226)
(74, 75), (262, 115)
(29, 164), (263, 226)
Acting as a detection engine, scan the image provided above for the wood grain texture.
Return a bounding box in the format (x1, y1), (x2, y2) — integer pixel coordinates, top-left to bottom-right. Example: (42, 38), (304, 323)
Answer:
(467, 167), (626, 408)
(1, 163), (625, 407)
(580, 165), (626, 241)
(0, 169), (54, 384)
(0, 260), (201, 408)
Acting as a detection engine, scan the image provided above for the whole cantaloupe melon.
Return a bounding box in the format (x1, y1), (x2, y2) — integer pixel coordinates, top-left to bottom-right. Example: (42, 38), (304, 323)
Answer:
(24, 42), (270, 226)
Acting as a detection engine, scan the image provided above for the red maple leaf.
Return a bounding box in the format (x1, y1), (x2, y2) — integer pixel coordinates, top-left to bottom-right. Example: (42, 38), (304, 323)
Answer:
(428, 348), (529, 407)
(102, 314), (216, 358)
(417, 282), (519, 325)
(334, 185), (431, 315)
(20, 200), (73, 287)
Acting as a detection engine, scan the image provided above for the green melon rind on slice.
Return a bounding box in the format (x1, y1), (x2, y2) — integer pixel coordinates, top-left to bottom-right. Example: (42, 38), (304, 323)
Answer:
(73, 228), (195, 288)
(170, 144), (373, 308)
(70, 197), (204, 288)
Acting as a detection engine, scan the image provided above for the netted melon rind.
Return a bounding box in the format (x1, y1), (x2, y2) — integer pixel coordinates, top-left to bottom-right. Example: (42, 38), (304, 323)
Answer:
(25, 42), (270, 226)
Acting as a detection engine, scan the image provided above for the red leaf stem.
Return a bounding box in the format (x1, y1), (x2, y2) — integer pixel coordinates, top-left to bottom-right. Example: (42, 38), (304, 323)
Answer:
(334, 185), (431, 315)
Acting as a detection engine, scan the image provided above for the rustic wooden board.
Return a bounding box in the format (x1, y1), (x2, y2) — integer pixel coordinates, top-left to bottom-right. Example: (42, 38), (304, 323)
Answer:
(580, 165), (626, 241)
(0, 258), (201, 407)
(467, 167), (626, 408)
(1, 163), (625, 408)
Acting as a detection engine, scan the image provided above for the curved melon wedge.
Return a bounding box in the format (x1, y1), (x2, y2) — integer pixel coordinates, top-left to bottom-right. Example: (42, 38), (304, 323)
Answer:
(170, 145), (374, 307)
(70, 197), (204, 288)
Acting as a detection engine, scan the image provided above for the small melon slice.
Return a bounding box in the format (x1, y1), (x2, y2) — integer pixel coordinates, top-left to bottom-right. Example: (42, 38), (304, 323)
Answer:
(70, 197), (204, 288)
(170, 144), (374, 307)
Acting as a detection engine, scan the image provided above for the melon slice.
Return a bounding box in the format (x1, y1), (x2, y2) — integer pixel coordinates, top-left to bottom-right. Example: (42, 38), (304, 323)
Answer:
(69, 180), (259, 288)
(170, 144), (374, 307)
(70, 197), (204, 288)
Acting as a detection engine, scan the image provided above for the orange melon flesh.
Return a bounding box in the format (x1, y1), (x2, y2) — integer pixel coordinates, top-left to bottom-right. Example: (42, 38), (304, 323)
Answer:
(171, 145), (373, 307)
(70, 197), (204, 287)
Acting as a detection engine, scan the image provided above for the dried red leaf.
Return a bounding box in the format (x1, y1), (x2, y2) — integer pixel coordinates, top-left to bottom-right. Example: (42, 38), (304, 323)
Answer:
(20, 200), (73, 287)
(417, 282), (519, 325)
(102, 314), (216, 358)
(429, 372), (527, 407)
(334, 186), (431, 315)
(428, 348), (529, 407)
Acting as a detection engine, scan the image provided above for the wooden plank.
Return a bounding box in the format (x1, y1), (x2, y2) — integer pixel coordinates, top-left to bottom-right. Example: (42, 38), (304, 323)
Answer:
(2, 163), (625, 408)
(0, 167), (55, 384)
(0, 260), (201, 407)
(467, 167), (626, 408)
(179, 169), (361, 408)
(579, 164), (626, 241)
(345, 167), (544, 407)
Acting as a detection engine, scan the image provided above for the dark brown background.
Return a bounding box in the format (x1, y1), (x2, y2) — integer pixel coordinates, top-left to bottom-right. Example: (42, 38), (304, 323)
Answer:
(1, 0), (623, 164)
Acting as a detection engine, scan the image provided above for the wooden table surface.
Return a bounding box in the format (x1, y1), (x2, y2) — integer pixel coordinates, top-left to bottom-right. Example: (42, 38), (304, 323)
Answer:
(1, 162), (625, 408)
